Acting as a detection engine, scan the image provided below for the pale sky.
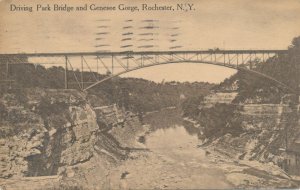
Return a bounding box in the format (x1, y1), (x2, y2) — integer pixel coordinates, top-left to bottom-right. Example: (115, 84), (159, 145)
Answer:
(1, 0), (300, 83)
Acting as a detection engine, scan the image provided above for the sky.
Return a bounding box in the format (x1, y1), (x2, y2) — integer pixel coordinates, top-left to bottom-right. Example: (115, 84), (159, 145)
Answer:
(1, 0), (300, 83)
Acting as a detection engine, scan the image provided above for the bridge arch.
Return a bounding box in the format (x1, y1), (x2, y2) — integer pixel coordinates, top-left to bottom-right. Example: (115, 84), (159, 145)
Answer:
(0, 50), (291, 93)
(83, 60), (294, 93)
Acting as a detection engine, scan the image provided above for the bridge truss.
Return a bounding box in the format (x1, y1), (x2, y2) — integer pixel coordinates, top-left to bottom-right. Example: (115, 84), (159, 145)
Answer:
(0, 49), (291, 92)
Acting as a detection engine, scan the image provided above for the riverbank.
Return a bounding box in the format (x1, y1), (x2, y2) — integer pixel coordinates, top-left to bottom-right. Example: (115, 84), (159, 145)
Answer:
(1, 102), (298, 189)
(111, 108), (298, 189)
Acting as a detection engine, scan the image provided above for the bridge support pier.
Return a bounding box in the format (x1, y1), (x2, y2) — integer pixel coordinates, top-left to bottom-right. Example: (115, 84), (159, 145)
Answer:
(64, 56), (68, 89)
(112, 55), (114, 75)
(81, 56), (84, 90)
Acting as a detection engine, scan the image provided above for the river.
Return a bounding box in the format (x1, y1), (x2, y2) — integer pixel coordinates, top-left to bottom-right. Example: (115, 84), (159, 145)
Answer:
(106, 109), (232, 189)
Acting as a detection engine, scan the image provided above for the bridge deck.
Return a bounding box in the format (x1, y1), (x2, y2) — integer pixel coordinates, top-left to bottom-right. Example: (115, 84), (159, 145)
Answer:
(0, 50), (288, 57)
(0, 49), (293, 93)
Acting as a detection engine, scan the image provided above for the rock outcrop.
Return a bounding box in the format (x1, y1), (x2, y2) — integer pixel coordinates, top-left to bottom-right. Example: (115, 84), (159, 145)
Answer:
(0, 89), (100, 178)
(0, 87), (147, 189)
(201, 92), (238, 108)
(196, 88), (300, 176)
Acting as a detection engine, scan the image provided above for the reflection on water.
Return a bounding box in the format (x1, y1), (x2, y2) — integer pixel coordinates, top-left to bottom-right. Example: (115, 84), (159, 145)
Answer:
(183, 123), (200, 136)
(146, 125), (206, 161)
(146, 125), (199, 149)
(143, 108), (202, 140)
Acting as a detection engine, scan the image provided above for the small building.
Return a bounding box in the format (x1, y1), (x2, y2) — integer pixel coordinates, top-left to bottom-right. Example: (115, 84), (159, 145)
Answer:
(285, 143), (300, 176)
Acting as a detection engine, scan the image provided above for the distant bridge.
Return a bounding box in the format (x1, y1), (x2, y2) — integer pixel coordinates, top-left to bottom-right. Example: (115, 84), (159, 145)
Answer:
(0, 49), (293, 92)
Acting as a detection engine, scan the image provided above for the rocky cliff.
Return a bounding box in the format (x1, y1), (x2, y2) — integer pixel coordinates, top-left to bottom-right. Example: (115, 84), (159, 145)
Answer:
(194, 80), (300, 177)
(0, 88), (144, 189)
(0, 89), (100, 178)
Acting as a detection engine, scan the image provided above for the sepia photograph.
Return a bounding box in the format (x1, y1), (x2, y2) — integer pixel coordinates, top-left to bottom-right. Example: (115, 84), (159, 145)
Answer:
(0, 0), (300, 189)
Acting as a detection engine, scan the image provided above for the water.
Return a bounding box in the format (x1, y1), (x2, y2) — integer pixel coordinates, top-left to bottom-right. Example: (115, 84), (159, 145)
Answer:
(146, 125), (204, 158)
(144, 125), (231, 188)
(108, 124), (231, 189)
(105, 109), (298, 189)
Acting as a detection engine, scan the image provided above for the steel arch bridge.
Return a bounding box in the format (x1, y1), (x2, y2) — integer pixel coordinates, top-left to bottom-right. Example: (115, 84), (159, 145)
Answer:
(0, 49), (293, 92)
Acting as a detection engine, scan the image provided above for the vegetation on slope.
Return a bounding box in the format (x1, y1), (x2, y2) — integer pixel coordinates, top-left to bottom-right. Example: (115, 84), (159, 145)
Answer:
(0, 61), (214, 114)
(221, 36), (300, 103)
(181, 36), (300, 142)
